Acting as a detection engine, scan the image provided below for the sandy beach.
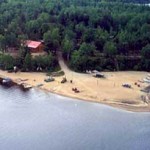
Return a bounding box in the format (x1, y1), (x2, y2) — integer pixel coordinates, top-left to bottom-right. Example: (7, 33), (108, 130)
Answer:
(0, 67), (150, 112)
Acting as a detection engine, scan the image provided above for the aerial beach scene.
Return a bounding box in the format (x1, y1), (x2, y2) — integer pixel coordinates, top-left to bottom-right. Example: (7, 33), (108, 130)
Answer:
(0, 60), (150, 112)
(0, 0), (150, 149)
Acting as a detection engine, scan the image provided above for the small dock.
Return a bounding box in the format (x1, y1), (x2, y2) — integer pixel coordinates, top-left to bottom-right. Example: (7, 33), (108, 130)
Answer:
(0, 76), (32, 90)
(0, 76), (15, 86)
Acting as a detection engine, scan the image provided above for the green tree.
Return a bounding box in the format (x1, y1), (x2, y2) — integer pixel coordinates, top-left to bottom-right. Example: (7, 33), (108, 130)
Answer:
(33, 54), (56, 71)
(71, 43), (96, 71)
(62, 38), (73, 61)
(104, 41), (118, 70)
(141, 44), (150, 71)
(0, 54), (14, 70)
(104, 41), (117, 56)
(43, 28), (60, 53)
(26, 20), (40, 39)
(94, 28), (109, 52)
(23, 53), (32, 71)
(141, 44), (150, 59)
(0, 34), (5, 52)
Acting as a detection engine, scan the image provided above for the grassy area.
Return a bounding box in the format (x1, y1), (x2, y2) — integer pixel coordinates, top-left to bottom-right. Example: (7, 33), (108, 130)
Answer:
(46, 70), (65, 77)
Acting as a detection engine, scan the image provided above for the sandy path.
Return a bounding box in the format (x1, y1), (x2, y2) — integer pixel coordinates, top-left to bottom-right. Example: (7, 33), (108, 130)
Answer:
(56, 52), (150, 111)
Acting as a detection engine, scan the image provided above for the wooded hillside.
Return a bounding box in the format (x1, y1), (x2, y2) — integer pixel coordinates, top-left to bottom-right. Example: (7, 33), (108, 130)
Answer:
(0, 0), (150, 71)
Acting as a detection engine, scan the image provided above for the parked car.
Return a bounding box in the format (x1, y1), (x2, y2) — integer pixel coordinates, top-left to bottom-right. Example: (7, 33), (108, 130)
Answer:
(122, 83), (131, 88)
(44, 76), (55, 82)
(61, 77), (67, 83)
(93, 73), (105, 78)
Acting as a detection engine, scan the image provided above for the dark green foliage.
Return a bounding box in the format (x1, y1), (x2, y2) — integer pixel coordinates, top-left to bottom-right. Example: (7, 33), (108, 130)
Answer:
(43, 28), (60, 53)
(23, 53), (32, 71)
(104, 41), (117, 56)
(70, 43), (97, 71)
(0, 0), (150, 72)
(62, 37), (73, 61)
(106, 0), (150, 4)
(0, 54), (14, 70)
(0, 52), (57, 72)
(141, 44), (150, 71)
(141, 44), (150, 59)
(21, 52), (57, 72)
(32, 54), (57, 71)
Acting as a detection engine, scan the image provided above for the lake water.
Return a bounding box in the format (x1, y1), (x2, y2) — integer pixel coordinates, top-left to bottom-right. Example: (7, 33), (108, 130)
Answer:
(0, 85), (150, 150)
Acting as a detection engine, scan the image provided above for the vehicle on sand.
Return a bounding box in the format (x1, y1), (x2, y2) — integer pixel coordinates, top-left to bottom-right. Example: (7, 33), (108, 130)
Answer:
(93, 73), (105, 78)
(122, 83), (131, 88)
(61, 77), (67, 83)
(44, 76), (55, 82)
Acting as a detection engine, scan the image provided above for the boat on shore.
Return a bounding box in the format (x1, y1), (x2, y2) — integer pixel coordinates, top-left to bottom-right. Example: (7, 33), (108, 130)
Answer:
(0, 76), (32, 90)
(20, 83), (32, 91)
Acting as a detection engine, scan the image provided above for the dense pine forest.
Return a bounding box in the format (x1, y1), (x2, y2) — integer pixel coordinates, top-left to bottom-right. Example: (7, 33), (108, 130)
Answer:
(107, 0), (150, 3)
(0, 0), (150, 71)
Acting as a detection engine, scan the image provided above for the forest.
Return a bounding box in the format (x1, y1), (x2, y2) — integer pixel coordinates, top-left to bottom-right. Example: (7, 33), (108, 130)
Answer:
(0, 0), (150, 72)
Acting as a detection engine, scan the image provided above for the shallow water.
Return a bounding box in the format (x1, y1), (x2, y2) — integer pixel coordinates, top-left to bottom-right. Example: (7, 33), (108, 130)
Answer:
(0, 85), (150, 150)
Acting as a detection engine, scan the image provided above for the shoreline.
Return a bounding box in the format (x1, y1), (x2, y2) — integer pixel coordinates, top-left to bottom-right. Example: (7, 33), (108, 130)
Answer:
(39, 86), (150, 112)
(0, 70), (150, 112)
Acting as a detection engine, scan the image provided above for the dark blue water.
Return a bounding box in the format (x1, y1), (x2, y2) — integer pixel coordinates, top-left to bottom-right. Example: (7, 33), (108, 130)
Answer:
(0, 85), (150, 150)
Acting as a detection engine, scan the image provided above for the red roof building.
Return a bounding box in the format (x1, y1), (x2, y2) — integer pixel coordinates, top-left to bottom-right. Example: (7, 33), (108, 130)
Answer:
(26, 40), (44, 53)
